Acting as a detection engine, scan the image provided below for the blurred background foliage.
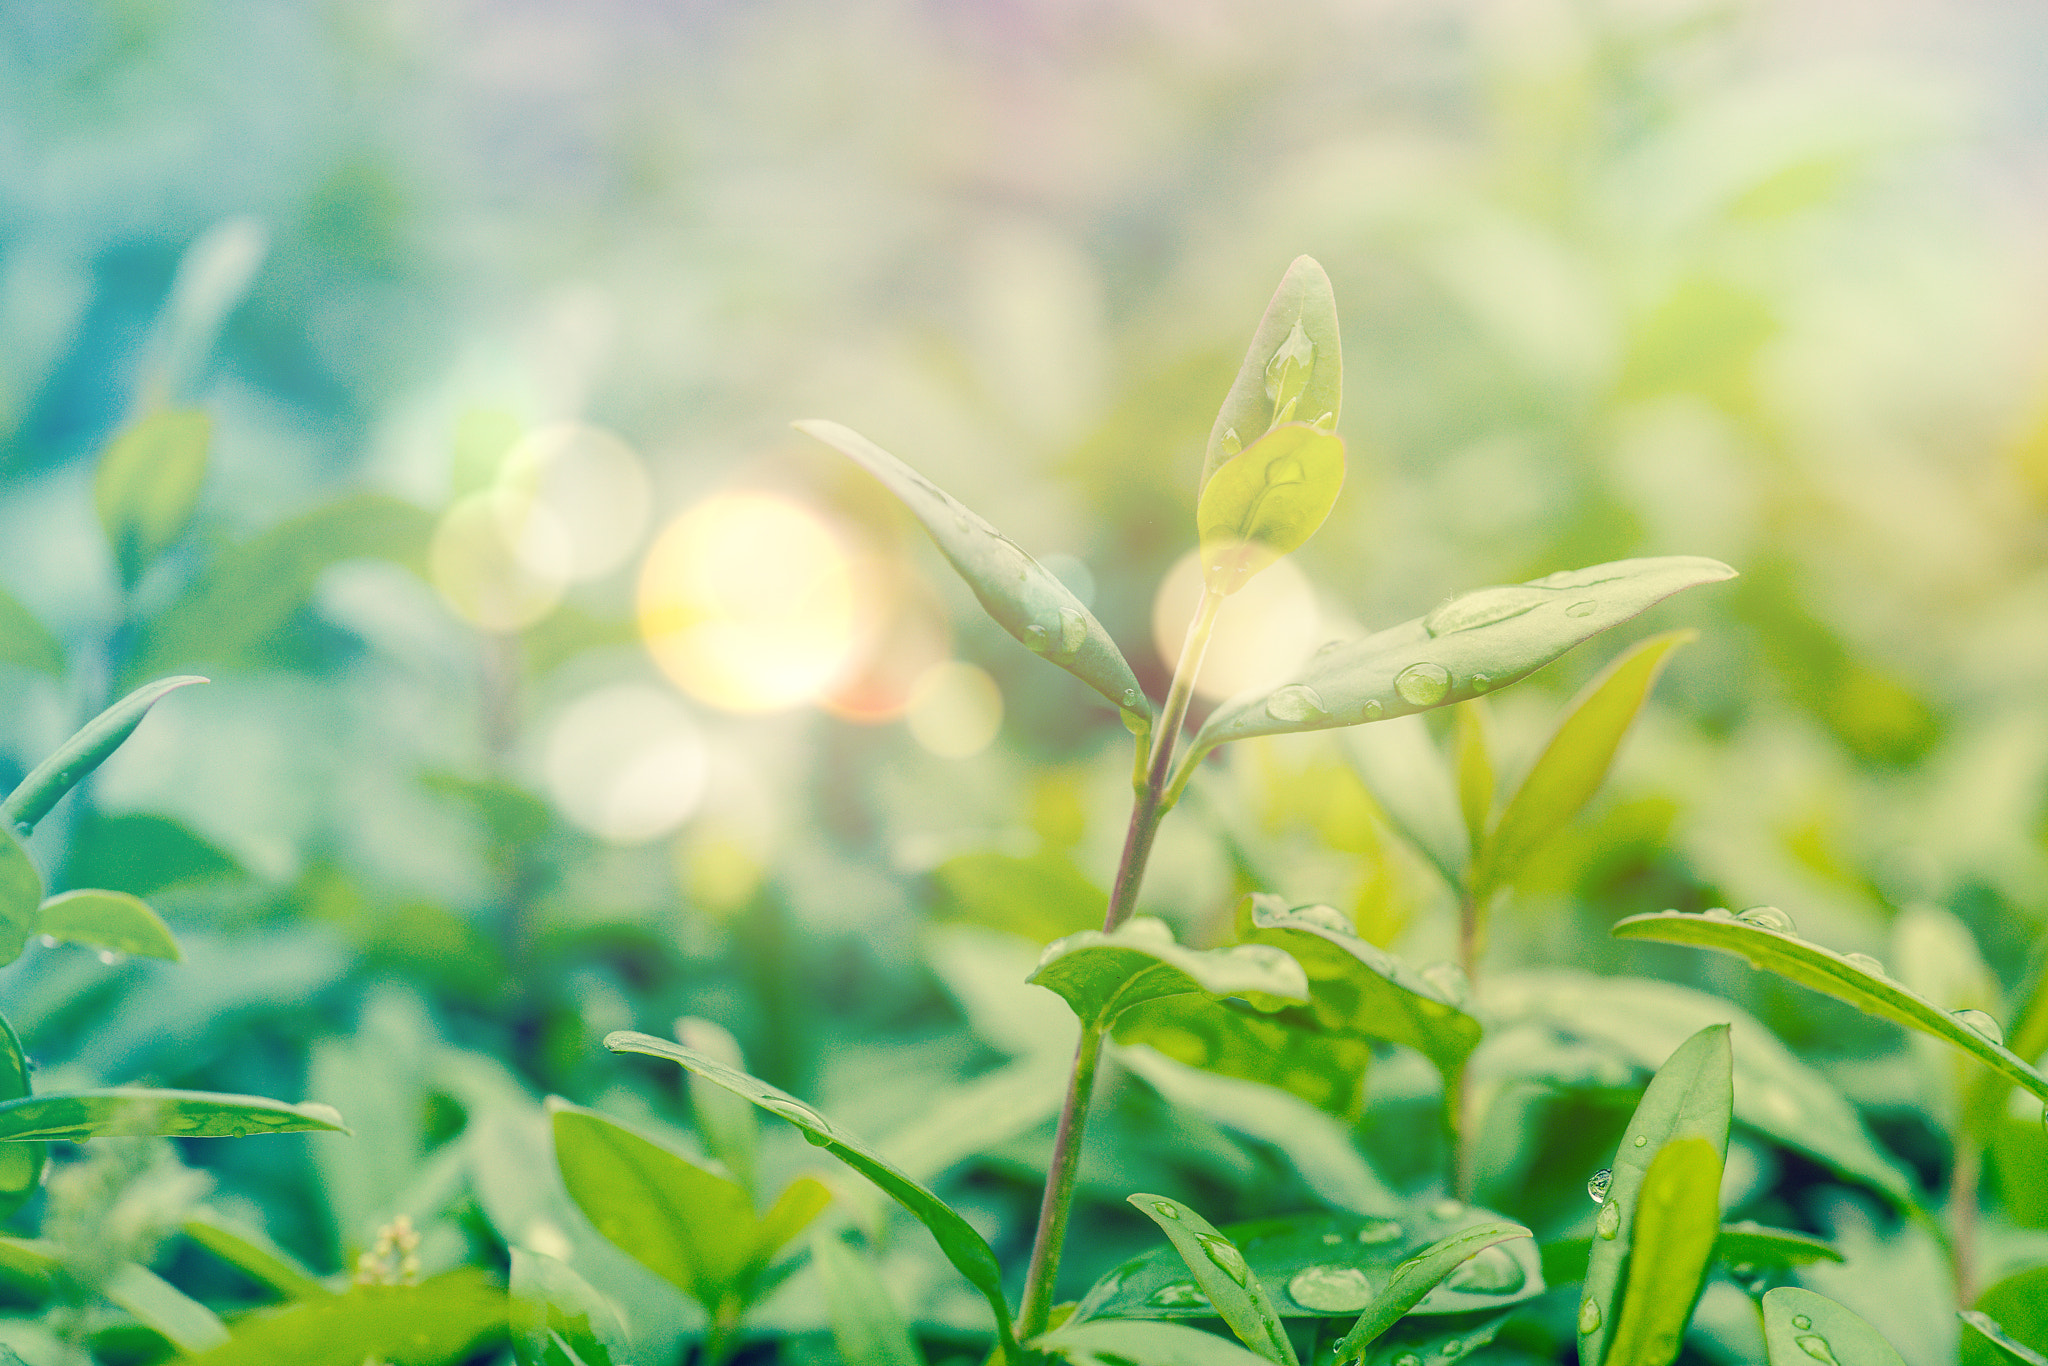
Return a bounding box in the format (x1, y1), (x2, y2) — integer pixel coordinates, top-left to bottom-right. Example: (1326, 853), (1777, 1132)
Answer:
(5, 0), (2048, 1360)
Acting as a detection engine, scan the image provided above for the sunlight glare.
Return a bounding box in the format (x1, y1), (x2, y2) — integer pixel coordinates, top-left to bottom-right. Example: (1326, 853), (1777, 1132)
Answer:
(904, 660), (1003, 759)
(1151, 548), (1319, 701)
(543, 683), (708, 844)
(428, 488), (573, 631)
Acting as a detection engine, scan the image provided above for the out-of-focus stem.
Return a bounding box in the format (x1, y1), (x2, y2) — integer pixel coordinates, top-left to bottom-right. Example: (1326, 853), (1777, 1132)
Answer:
(1950, 1140), (1981, 1308)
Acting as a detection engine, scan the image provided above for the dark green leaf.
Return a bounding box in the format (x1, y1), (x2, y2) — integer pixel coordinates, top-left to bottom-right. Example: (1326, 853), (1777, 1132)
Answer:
(1201, 256), (1342, 493)
(1195, 424), (1345, 595)
(602, 1030), (1020, 1360)
(1965, 1268), (2048, 1366)
(1963, 1311), (2048, 1366)
(1452, 702), (1493, 855)
(1344, 1309), (1513, 1366)
(0, 588), (64, 678)
(1612, 910), (2048, 1115)
(1028, 916), (1308, 1030)
(0, 675), (207, 834)
(182, 1267), (507, 1365)
(1332, 1221), (1532, 1360)
(1605, 1137), (1722, 1366)
(1040, 1319), (1277, 1366)
(795, 420), (1149, 731)
(0, 1016), (40, 1217)
(1129, 1193), (1299, 1366)
(94, 408), (210, 586)
(183, 1207), (327, 1300)
(0, 1088), (348, 1141)
(1114, 993), (1374, 1117)
(813, 1233), (926, 1366)
(1761, 1287), (1906, 1366)
(1472, 631), (1692, 900)
(0, 832), (38, 971)
(1188, 557), (1735, 760)
(1579, 1025), (1732, 1366)
(36, 889), (181, 960)
(1714, 1221), (1841, 1268)
(510, 1248), (627, 1366)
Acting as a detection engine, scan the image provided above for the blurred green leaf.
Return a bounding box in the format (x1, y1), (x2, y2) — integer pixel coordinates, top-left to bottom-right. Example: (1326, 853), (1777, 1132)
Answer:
(1580, 1025), (1731, 1366)
(1130, 1193), (1299, 1366)
(1195, 424), (1345, 595)
(1714, 1221), (1841, 1268)
(1453, 702), (1493, 856)
(1472, 631), (1692, 901)
(36, 889), (181, 960)
(0, 1088), (347, 1141)
(104, 1260), (231, 1353)
(94, 408), (210, 587)
(1114, 993), (1373, 1117)
(812, 1232), (926, 1366)
(1201, 256), (1342, 493)
(0, 675), (207, 835)
(673, 1018), (759, 1199)
(1028, 916), (1308, 1030)
(1963, 1308), (2048, 1366)
(795, 420), (1149, 731)
(510, 1248), (628, 1366)
(1332, 1220), (1533, 1360)
(182, 1267), (507, 1365)
(0, 588), (64, 678)
(0, 832), (38, 970)
(183, 1207), (327, 1300)
(63, 812), (240, 897)
(0, 1016), (41, 1219)
(1604, 1137), (1721, 1366)
(1762, 1287), (1906, 1366)
(932, 849), (1105, 944)
(1613, 910), (2048, 1115)
(1965, 1269), (2048, 1366)
(1040, 1319), (1276, 1366)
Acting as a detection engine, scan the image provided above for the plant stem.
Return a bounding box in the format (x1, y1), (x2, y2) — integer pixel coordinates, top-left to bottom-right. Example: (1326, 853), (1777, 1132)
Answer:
(1950, 1139), (1981, 1307)
(1017, 1022), (1105, 1338)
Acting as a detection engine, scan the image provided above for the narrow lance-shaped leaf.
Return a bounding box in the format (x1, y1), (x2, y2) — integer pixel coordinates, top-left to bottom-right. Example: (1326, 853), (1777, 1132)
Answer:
(36, 890), (182, 961)
(1963, 948), (2048, 1144)
(1331, 1221), (1533, 1361)
(1967, 1266), (2048, 1366)
(1603, 1137), (1722, 1366)
(182, 1208), (327, 1301)
(0, 588), (64, 679)
(1196, 424), (1345, 595)
(1186, 558), (1735, 767)
(795, 420), (1150, 733)
(602, 1030), (1021, 1361)
(0, 1088), (348, 1142)
(0, 675), (208, 834)
(1029, 916), (1309, 1030)
(95, 408), (211, 587)
(1760, 1288), (1906, 1366)
(1472, 630), (1693, 901)
(1612, 910), (2048, 1116)
(1580, 1024), (1732, 1366)
(1202, 256), (1342, 493)
(1129, 1194), (1299, 1366)
(181, 1268), (507, 1366)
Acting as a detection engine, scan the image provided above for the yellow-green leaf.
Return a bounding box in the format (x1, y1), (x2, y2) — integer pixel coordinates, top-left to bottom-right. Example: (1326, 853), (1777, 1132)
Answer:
(36, 889), (181, 961)
(1028, 916), (1309, 1030)
(1605, 1137), (1722, 1366)
(95, 409), (210, 587)
(1, 675), (206, 835)
(1453, 702), (1493, 854)
(0, 588), (64, 678)
(1761, 1288), (1906, 1366)
(1201, 257), (1343, 493)
(1195, 424), (1345, 595)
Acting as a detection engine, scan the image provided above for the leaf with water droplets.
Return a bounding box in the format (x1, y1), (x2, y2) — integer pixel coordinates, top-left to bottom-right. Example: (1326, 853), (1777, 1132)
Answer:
(1612, 910), (2048, 1117)
(1195, 424), (1345, 595)
(35, 889), (182, 961)
(1201, 257), (1342, 494)
(1470, 631), (1693, 902)
(602, 1029), (1019, 1359)
(0, 1088), (348, 1141)
(1964, 1268), (2048, 1366)
(1028, 915), (1309, 1030)
(795, 420), (1149, 735)
(1579, 1025), (1731, 1366)
(1113, 992), (1375, 1117)
(0, 675), (208, 836)
(1129, 1194), (1299, 1366)
(1188, 557), (1735, 760)
(1330, 1220), (1533, 1360)
(1761, 1288), (1906, 1366)
(1604, 1137), (1722, 1366)
(1962, 1308), (2048, 1366)
(1037, 1318), (1281, 1366)
(1344, 1311), (1516, 1366)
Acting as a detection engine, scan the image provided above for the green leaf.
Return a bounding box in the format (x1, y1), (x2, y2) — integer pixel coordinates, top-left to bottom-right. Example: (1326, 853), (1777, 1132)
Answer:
(1604, 1137), (1722, 1366)
(0, 587), (64, 678)
(1342, 1310), (1514, 1366)
(104, 1260), (230, 1353)
(0, 1088), (348, 1141)
(1028, 916), (1309, 1030)
(1114, 994), (1374, 1117)
(674, 1017), (759, 1198)
(1452, 702), (1493, 855)
(510, 1248), (628, 1366)
(126, 493), (433, 682)
(36, 889), (181, 960)
(1201, 256), (1343, 493)
(181, 1267), (507, 1366)
(601, 1029), (1020, 1361)
(1188, 557), (1735, 760)
(0, 1016), (41, 1218)
(1612, 910), (2048, 1116)
(1965, 1268), (2048, 1366)
(1331, 1221), (1533, 1360)
(1579, 1024), (1732, 1366)
(94, 408), (211, 587)
(0, 832), (38, 971)
(1129, 1193), (1299, 1366)
(1471, 631), (1692, 901)
(812, 1232), (927, 1366)
(794, 419), (1149, 731)
(0, 675), (207, 835)
(1963, 1310), (2048, 1366)
(1761, 1287), (1906, 1366)
(1040, 1319), (1277, 1366)
(1713, 1221), (1842, 1268)
(1195, 424), (1345, 595)
(182, 1207), (327, 1300)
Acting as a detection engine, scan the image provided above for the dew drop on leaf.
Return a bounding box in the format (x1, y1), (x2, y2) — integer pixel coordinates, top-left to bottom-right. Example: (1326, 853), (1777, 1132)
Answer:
(35, 935), (56, 949)
(1423, 585), (1547, 638)
(1419, 961), (1470, 1006)
(1321, 1232), (1343, 1246)
(1702, 907), (1734, 920)
(1022, 623), (1051, 652)
(1578, 1298), (1602, 1334)
(1586, 1169), (1612, 1203)
(1843, 952), (1886, 975)
(1287, 1264), (1375, 1312)
(1056, 607), (1086, 654)
(1633, 1135), (1648, 1148)
(1735, 905), (1796, 933)
(1357, 1219), (1403, 1244)
(1148, 1282), (1209, 1309)
(1796, 1335), (1840, 1365)
(1444, 1244), (1525, 1294)
(1196, 1233), (1250, 1285)
(1362, 699), (1383, 720)
(1394, 662), (1452, 706)
(1151, 1200), (1181, 1220)
(1954, 1009), (2004, 1045)
(1265, 683), (1331, 723)
(1595, 1199), (1621, 1240)
(1565, 600), (1596, 618)
(1792, 1317), (1811, 1331)
(1265, 457), (1306, 488)
(1471, 673), (1492, 692)
(1395, 1355), (1421, 1366)
(1122, 687), (1141, 707)
(97, 950), (123, 966)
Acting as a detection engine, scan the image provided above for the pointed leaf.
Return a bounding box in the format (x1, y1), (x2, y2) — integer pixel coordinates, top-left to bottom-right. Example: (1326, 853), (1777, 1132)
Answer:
(510, 1248), (627, 1366)
(0, 1017), (39, 1220)
(1028, 915), (1309, 1030)
(180, 1267), (507, 1366)
(602, 1029), (1019, 1360)
(1579, 1025), (1732, 1366)
(0, 588), (64, 678)
(675, 1016), (759, 1197)
(1190, 558), (1735, 759)
(1613, 910), (2048, 1115)
(104, 1261), (230, 1353)
(0, 832), (38, 970)
(1129, 1193), (1299, 1366)
(795, 420), (1149, 730)
(37, 889), (181, 960)
(1041, 1319), (1277, 1366)
(0, 675), (207, 834)
(1202, 256), (1342, 492)
(1331, 1221), (1533, 1360)
(1605, 1137), (1722, 1366)
(1196, 425), (1345, 595)
(1473, 630), (1692, 900)
(183, 1208), (327, 1300)
(813, 1233), (927, 1366)
(757, 1176), (832, 1263)
(0, 1088), (347, 1141)
(1713, 1221), (1841, 1268)
(1964, 1310), (2048, 1366)
(1761, 1288), (1906, 1366)
(1453, 702), (1493, 854)
(94, 408), (211, 587)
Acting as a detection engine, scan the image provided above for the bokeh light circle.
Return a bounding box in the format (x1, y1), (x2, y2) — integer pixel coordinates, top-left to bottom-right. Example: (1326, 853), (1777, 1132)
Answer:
(1152, 548), (1320, 701)
(904, 660), (1003, 759)
(429, 488), (573, 631)
(499, 421), (652, 581)
(543, 683), (708, 844)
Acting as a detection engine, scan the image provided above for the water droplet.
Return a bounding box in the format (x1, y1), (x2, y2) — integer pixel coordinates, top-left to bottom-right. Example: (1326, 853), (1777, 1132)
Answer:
(1703, 907), (1734, 920)
(1419, 961), (1470, 1007)
(1151, 1201), (1181, 1220)
(1362, 699), (1383, 720)
(1470, 673), (1492, 693)
(1955, 1009), (2005, 1045)
(229, 1124), (247, 1139)
(97, 950), (124, 967)
(1055, 607), (1087, 654)
(11, 822), (29, 839)
(1578, 1298), (1602, 1334)
(1357, 1218), (1403, 1244)
(1265, 456), (1306, 487)
(1791, 1316), (1812, 1331)
(1565, 600), (1596, 618)
(1394, 662), (1452, 706)
(1594, 1199), (1622, 1240)
(762, 1096), (829, 1135)
(1735, 905), (1796, 933)
(1428, 1198), (1464, 1221)
(1220, 428), (1242, 458)
(1843, 952), (1886, 975)
(1287, 1264), (1375, 1312)
(1632, 1135), (1648, 1148)
(1022, 623), (1051, 652)
(1796, 1335), (1840, 1365)
(1148, 1282), (1209, 1309)
(1264, 320), (1313, 403)
(1587, 1169), (1613, 1203)
(35, 934), (56, 949)
(1444, 1244), (1525, 1294)
(1265, 684), (1331, 724)
(1395, 1355), (1421, 1366)
(1122, 687), (1141, 708)
(1424, 585), (1548, 638)
(1196, 1233), (1250, 1284)
(1320, 1232), (1343, 1246)
(1439, 1339), (1466, 1360)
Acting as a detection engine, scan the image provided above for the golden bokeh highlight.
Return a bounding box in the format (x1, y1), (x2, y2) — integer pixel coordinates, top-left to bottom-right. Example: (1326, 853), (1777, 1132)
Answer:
(1152, 547), (1320, 701)
(428, 489), (573, 631)
(904, 660), (1003, 759)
